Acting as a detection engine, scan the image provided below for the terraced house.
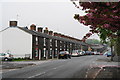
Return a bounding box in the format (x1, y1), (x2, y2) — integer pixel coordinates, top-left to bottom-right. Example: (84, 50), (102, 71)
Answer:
(1, 21), (88, 60)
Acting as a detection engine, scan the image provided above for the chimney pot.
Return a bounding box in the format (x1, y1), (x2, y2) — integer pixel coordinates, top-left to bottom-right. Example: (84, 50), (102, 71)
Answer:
(54, 32), (58, 36)
(38, 27), (43, 32)
(59, 33), (62, 37)
(44, 27), (49, 34)
(49, 31), (53, 35)
(57, 33), (60, 37)
(61, 34), (64, 38)
(45, 27), (48, 30)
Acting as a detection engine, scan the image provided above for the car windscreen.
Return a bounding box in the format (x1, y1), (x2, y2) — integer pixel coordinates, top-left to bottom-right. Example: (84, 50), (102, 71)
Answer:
(59, 52), (65, 54)
(86, 51), (90, 53)
(72, 50), (78, 53)
(107, 51), (111, 54)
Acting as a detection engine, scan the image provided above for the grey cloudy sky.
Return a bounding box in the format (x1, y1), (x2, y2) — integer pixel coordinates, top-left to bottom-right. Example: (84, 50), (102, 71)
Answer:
(0, 0), (99, 40)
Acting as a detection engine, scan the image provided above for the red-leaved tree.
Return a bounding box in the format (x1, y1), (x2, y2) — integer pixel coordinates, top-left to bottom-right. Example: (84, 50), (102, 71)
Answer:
(72, 1), (120, 56)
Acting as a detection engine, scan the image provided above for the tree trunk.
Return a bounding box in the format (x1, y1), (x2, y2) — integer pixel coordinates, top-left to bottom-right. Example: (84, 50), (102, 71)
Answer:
(111, 44), (113, 61)
(114, 31), (120, 62)
(116, 31), (120, 56)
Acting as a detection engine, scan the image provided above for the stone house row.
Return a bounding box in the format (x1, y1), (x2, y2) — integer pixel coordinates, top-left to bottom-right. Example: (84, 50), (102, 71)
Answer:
(1, 21), (88, 60)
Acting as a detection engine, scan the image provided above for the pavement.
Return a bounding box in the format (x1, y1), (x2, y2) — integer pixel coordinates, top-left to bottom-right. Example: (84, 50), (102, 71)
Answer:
(86, 65), (120, 79)
(1, 55), (120, 79)
(86, 56), (120, 79)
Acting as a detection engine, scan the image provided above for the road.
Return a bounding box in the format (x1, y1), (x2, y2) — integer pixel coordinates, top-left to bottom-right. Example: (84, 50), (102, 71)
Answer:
(2, 55), (119, 79)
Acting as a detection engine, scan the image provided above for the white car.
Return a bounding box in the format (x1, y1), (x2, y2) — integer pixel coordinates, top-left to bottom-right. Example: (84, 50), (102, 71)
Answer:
(72, 50), (80, 57)
(96, 52), (100, 55)
(79, 51), (85, 56)
(93, 51), (97, 55)
(0, 53), (14, 61)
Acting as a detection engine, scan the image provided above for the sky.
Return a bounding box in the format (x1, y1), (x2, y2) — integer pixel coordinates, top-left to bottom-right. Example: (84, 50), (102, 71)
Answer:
(0, 0), (100, 40)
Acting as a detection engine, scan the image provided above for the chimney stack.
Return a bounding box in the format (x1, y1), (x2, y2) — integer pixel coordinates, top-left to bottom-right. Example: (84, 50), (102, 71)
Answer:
(44, 27), (48, 34)
(37, 27), (43, 32)
(30, 24), (36, 31)
(54, 32), (58, 36)
(49, 31), (53, 35)
(57, 33), (61, 37)
(61, 34), (64, 38)
(54, 33), (62, 37)
(10, 21), (17, 27)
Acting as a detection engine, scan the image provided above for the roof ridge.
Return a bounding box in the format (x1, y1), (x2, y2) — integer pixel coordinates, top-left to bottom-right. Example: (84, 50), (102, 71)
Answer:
(0, 27), (10, 32)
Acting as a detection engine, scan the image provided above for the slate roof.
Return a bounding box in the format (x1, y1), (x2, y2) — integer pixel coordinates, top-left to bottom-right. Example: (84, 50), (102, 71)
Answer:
(1, 26), (87, 46)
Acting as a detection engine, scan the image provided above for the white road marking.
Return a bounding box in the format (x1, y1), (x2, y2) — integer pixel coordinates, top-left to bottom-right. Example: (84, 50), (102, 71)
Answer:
(28, 72), (46, 78)
(28, 65), (65, 78)
(2, 69), (17, 73)
(53, 68), (57, 69)
(93, 67), (103, 79)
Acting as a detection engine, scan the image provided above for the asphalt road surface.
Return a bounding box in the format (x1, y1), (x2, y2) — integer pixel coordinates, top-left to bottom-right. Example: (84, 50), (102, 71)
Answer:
(2, 55), (118, 79)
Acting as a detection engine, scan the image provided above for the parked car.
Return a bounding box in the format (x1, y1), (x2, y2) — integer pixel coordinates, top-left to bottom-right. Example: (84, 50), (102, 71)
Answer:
(103, 51), (111, 57)
(93, 51), (97, 55)
(78, 50), (85, 56)
(96, 52), (100, 55)
(71, 50), (80, 57)
(58, 51), (71, 59)
(85, 51), (92, 55)
(91, 51), (95, 55)
(82, 51), (86, 55)
(0, 53), (14, 61)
